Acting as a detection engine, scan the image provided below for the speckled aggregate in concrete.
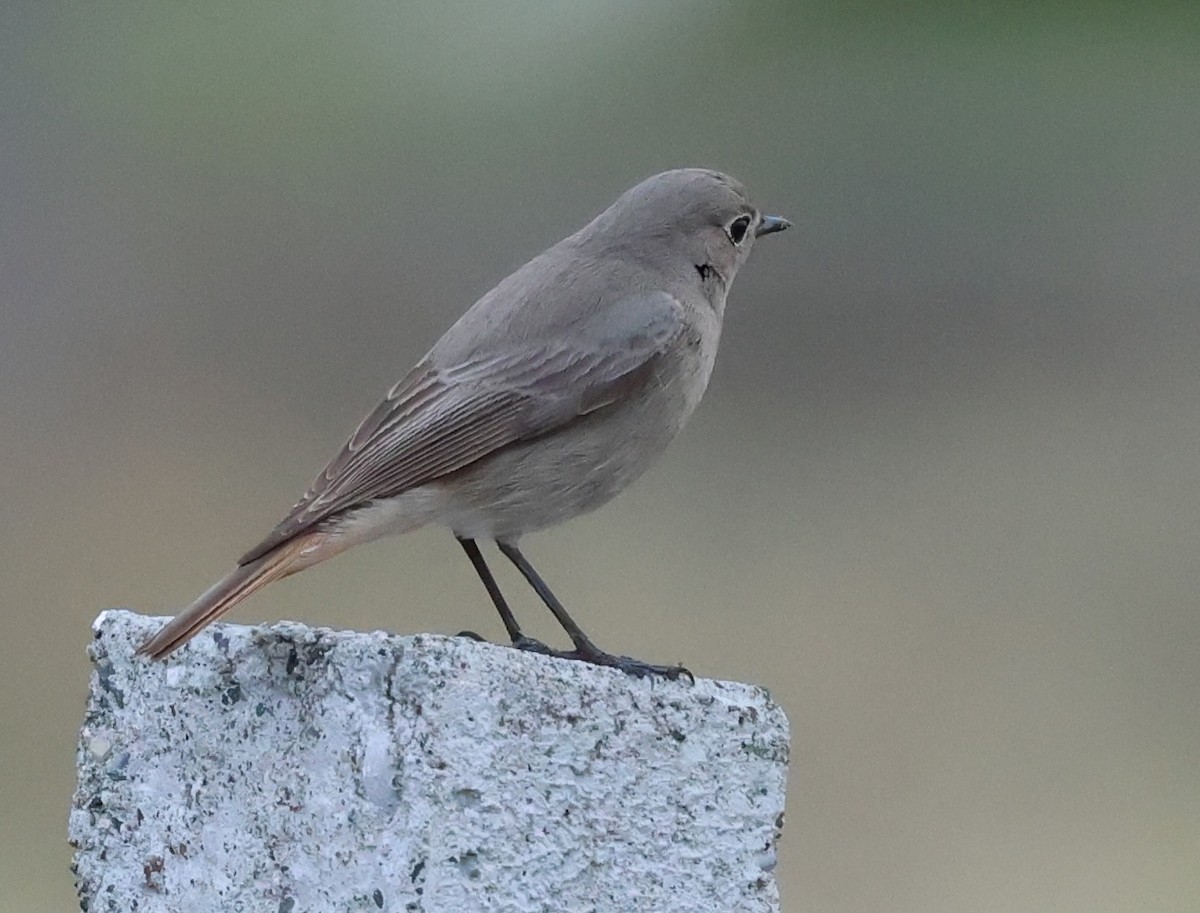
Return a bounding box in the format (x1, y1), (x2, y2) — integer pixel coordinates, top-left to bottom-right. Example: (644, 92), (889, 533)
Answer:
(70, 610), (788, 912)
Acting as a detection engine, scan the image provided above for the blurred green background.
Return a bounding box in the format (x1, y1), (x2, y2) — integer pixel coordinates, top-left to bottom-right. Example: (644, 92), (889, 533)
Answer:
(3, 2), (1199, 910)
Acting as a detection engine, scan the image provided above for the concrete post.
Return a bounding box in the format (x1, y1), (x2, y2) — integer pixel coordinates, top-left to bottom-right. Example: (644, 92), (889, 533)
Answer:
(70, 610), (789, 912)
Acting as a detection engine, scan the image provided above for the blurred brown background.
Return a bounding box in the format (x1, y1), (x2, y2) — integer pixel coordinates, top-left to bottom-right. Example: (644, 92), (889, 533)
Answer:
(3, 3), (1199, 911)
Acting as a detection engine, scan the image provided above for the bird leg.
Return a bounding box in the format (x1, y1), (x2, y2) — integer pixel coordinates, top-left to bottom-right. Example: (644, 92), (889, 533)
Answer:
(496, 541), (691, 681)
(457, 537), (553, 654)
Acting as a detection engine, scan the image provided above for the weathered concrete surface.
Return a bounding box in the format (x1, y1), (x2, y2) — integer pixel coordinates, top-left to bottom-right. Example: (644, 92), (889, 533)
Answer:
(70, 610), (789, 912)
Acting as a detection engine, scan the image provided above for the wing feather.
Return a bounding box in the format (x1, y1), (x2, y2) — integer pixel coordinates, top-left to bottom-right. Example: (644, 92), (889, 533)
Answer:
(239, 293), (684, 564)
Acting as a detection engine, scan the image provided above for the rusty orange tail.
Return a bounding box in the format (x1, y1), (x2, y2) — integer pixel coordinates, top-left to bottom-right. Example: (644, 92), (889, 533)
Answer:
(137, 531), (329, 660)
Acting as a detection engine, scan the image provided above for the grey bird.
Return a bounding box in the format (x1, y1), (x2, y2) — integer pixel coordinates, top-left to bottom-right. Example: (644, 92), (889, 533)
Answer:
(138, 168), (789, 677)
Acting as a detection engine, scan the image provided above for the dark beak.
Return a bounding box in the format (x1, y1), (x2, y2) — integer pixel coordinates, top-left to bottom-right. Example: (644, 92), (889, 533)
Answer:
(755, 214), (791, 237)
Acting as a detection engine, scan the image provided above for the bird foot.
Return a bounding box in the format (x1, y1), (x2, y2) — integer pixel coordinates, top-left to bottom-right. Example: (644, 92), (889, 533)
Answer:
(459, 631), (559, 656)
(459, 631), (692, 682)
(510, 634), (558, 656)
(513, 637), (692, 682)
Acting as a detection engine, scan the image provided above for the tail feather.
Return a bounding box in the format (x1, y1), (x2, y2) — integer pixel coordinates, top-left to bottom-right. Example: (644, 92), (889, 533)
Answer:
(137, 532), (325, 660)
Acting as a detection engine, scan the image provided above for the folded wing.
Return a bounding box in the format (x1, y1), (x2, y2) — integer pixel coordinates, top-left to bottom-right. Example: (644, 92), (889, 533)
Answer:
(239, 293), (684, 564)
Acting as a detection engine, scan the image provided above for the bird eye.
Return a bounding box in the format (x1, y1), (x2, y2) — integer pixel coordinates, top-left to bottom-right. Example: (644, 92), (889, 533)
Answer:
(728, 215), (752, 245)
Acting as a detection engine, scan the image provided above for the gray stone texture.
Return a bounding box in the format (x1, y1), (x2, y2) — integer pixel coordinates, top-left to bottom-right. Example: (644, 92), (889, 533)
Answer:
(70, 610), (789, 912)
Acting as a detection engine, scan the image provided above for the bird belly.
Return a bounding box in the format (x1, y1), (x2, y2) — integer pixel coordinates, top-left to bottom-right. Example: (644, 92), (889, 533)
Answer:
(430, 346), (712, 542)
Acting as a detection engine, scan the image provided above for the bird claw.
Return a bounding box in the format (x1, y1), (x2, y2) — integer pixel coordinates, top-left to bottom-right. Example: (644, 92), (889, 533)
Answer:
(596, 654), (693, 683)
(511, 634), (557, 655)
(511, 637), (692, 682)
